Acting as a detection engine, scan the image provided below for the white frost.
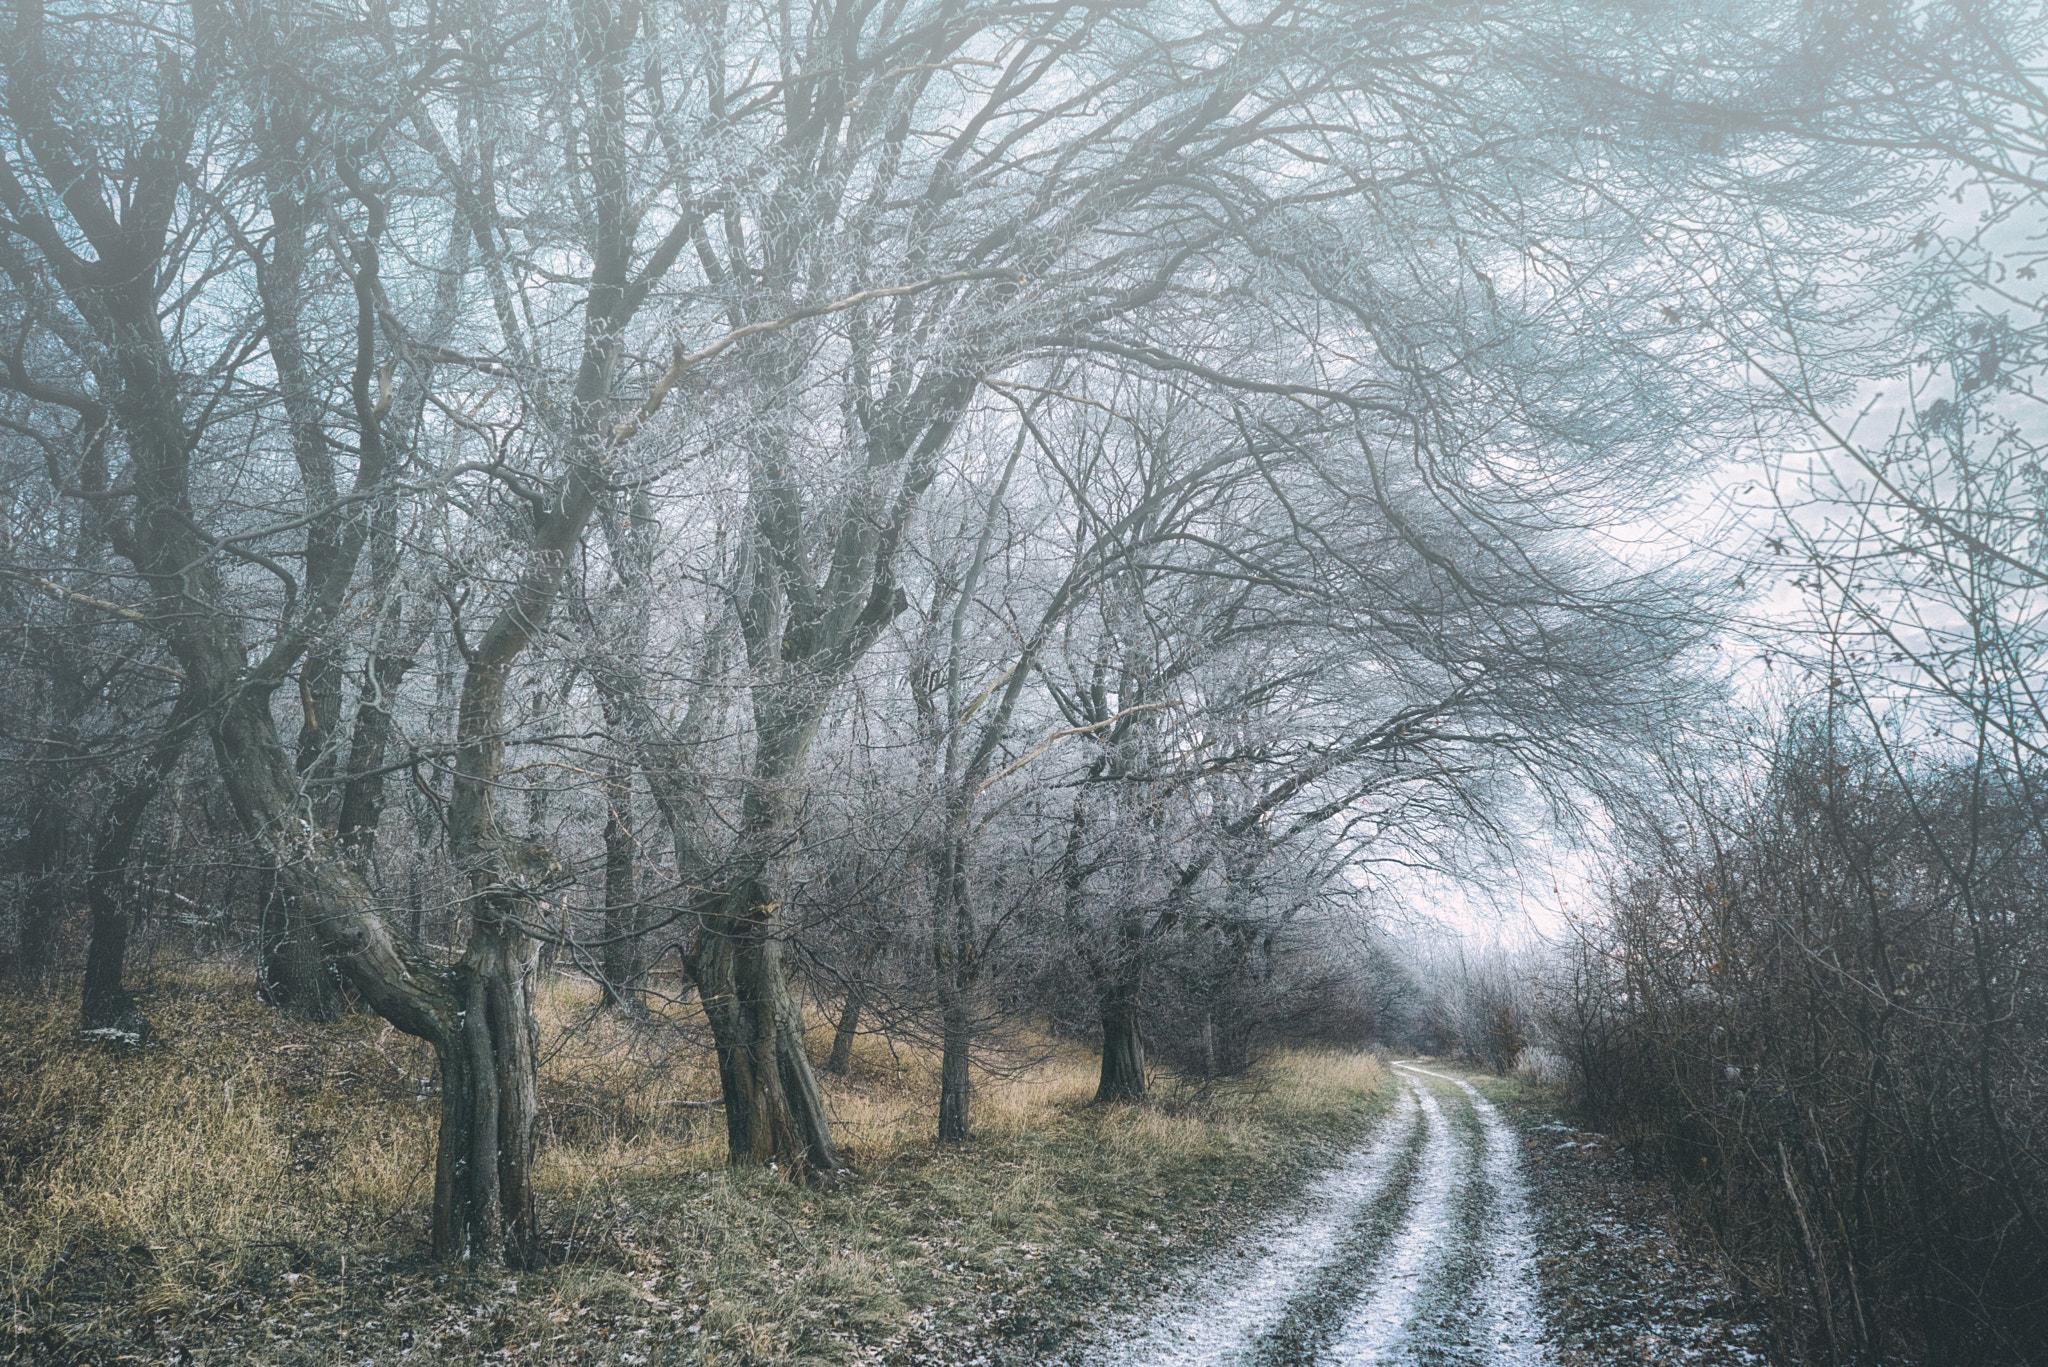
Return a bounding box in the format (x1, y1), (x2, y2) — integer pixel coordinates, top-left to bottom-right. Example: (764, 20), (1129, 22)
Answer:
(1326, 1072), (1462, 1363)
(1085, 1063), (1559, 1367)
(1393, 1062), (1552, 1367)
(1086, 1082), (1421, 1367)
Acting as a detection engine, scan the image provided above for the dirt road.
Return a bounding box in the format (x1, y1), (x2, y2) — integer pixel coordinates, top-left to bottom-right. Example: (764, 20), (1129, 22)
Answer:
(1079, 1063), (1555, 1367)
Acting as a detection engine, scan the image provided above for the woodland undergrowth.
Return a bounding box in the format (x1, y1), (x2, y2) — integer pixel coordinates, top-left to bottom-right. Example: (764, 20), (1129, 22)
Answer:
(0, 963), (1388, 1365)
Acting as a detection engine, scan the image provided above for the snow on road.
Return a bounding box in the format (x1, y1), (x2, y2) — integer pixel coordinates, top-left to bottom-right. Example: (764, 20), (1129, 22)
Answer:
(1090, 1083), (1423, 1367)
(1324, 1077), (1463, 1363)
(1385, 1063), (1550, 1367)
(1084, 1064), (1555, 1367)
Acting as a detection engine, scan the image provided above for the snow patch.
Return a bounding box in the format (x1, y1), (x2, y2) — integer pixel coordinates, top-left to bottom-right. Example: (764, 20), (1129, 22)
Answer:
(1082, 1084), (1420, 1366)
(1327, 1073), (1463, 1363)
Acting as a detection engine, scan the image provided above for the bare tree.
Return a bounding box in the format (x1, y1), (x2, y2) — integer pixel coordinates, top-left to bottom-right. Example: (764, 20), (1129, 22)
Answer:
(0, 0), (1939, 1261)
(0, 0), (755, 1261)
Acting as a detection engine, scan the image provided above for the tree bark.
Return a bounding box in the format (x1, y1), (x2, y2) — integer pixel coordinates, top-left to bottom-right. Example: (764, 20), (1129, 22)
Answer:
(258, 866), (346, 1022)
(825, 981), (865, 1076)
(335, 644), (417, 859)
(938, 985), (974, 1141)
(934, 816), (978, 1141)
(1096, 966), (1147, 1104)
(824, 924), (888, 1076)
(652, 694), (844, 1173)
(687, 870), (842, 1175)
(433, 904), (541, 1265)
(599, 755), (642, 1011)
(294, 648), (346, 823)
(80, 689), (200, 1036)
(78, 888), (141, 1037)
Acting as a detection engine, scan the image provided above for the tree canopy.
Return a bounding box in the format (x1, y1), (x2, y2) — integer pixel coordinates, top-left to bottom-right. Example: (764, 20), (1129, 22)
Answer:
(0, 0), (1947, 1265)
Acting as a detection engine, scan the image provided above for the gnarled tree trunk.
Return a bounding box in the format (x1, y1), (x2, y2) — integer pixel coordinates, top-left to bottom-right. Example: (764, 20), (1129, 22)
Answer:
(687, 871), (841, 1174)
(258, 865), (347, 1022)
(650, 692), (846, 1173)
(432, 904), (542, 1265)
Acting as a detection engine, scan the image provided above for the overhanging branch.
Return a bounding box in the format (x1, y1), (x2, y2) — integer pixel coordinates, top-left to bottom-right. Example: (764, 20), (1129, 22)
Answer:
(613, 268), (1024, 439)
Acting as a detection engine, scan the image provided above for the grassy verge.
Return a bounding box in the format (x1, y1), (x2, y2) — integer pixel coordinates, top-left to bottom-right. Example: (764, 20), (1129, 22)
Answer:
(1, 967), (1389, 1365)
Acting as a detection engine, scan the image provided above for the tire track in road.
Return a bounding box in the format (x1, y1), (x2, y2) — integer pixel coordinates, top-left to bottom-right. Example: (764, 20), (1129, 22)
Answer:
(1091, 1082), (1426, 1367)
(1086, 1063), (1554, 1367)
(1312, 1074), (1468, 1365)
(1393, 1064), (1549, 1367)
(1244, 1071), (1454, 1364)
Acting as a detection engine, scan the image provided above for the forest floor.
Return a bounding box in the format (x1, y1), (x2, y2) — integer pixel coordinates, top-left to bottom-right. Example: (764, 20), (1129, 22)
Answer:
(0, 963), (1392, 1366)
(0, 964), (1788, 1366)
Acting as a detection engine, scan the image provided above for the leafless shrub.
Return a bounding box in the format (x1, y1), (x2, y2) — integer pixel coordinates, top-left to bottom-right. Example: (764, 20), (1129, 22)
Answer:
(1558, 711), (2048, 1365)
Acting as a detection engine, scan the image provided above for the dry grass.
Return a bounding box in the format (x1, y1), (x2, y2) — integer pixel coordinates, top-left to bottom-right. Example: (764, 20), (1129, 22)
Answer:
(2, 967), (437, 1288)
(1, 966), (1389, 1365)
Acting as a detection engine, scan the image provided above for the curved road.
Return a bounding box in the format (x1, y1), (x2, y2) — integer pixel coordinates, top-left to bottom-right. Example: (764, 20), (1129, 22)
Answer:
(1086, 1063), (1550, 1367)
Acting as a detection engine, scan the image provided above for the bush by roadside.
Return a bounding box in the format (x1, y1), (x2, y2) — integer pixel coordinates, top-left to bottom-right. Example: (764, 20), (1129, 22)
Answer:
(1548, 719), (2048, 1366)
